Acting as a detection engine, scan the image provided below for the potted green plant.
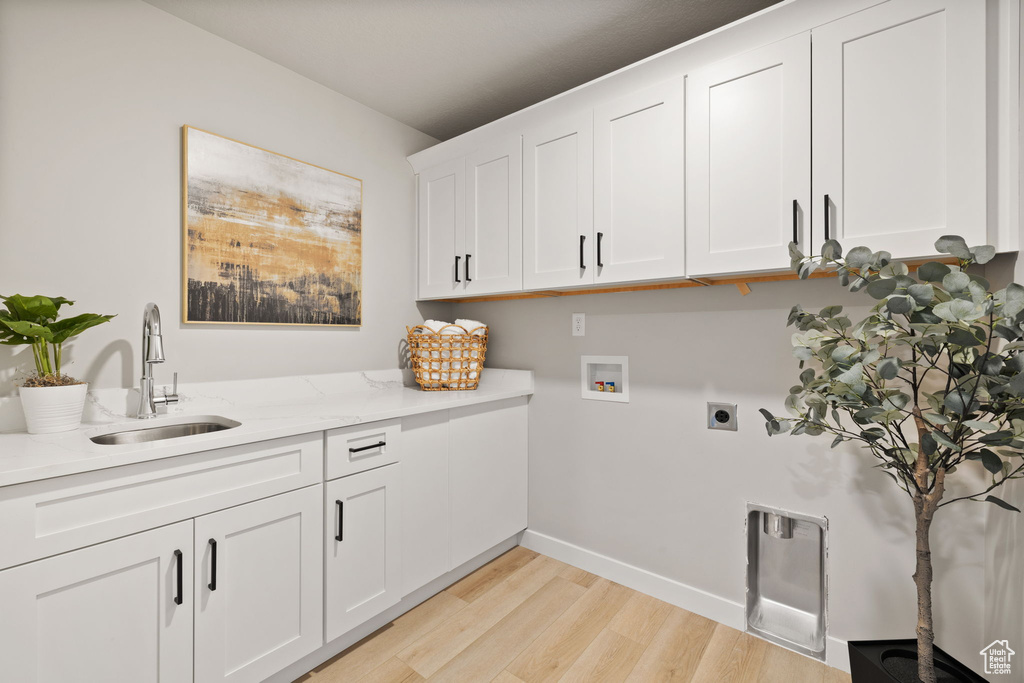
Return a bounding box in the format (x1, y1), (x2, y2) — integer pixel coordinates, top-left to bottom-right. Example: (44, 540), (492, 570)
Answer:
(0, 294), (114, 434)
(761, 236), (1023, 682)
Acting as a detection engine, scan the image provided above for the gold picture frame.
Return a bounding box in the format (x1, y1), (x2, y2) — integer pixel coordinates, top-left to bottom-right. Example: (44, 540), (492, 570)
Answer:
(182, 126), (363, 326)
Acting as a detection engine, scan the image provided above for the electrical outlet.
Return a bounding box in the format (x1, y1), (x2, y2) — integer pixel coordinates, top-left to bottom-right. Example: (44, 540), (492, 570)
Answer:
(572, 313), (585, 336)
(708, 402), (737, 431)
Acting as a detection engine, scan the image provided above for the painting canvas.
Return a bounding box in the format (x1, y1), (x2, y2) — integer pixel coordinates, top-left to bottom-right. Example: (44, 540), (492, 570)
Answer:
(183, 126), (362, 326)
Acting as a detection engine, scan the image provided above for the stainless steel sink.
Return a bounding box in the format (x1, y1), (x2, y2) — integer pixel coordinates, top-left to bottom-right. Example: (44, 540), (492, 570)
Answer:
(89, 417), (240, 445)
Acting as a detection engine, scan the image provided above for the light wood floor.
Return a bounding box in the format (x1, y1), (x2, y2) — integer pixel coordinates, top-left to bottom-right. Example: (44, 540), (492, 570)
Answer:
(297, 546), (851, 683)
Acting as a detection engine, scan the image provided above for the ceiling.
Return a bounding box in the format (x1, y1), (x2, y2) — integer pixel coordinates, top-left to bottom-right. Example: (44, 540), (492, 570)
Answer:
(143, 0), (781, 141)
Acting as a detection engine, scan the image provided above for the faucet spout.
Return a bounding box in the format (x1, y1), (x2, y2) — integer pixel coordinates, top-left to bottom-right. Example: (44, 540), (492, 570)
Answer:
(138, 303), (179, 418)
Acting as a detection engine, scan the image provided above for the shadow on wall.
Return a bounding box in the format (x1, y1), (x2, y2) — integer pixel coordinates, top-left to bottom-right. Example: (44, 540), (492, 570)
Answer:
(0, 338), (133, 398)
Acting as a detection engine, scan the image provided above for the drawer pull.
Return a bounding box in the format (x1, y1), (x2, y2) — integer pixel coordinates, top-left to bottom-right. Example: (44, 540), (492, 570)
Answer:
(792, 199), (798, 245)
(465, 254), (472, 282)
(823, 194), (830, 241)
(173, 549), (183, 605)
(455, 255), (461, 283)
(579, 235), (586, 269)
(349, 441), (386, 454)
(208, 539), (217, 591)
(596, 232), (604, 268)
(336, 499), (344, 542)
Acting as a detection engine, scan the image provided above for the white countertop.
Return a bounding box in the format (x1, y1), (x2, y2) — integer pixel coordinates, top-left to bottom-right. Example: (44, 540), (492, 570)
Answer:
(0, 368), (533, 488)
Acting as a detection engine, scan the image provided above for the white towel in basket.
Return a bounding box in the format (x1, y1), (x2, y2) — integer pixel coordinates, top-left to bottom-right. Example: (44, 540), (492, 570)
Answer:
(455, 319), (487, 336)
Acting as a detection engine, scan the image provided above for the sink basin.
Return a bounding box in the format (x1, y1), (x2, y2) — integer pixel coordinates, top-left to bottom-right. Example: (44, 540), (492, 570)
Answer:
(89, 416), (241, 445)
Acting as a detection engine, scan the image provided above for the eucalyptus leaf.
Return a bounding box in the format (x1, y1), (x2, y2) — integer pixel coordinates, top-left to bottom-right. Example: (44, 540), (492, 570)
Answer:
(867, 278), (899, 300)
(935, 235), (972, 259)
(942, 271), (971, 293)
(972, 245), (996, 264)
(918, 262), (952, 283)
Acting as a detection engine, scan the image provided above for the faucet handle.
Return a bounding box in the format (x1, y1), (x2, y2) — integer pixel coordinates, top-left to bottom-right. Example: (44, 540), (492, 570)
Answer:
(171, 372), (177, 396)
(158, 372), (180, 406)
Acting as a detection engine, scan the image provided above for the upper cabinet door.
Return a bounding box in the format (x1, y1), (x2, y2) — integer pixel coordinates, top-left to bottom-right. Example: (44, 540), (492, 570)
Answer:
(686, 33), (811, 277)
(465, 137), (523, 296)
(812, 0), (986, 259)
(523, 112), (594, 290)
(194, 486), (323, 683)
(0, 521), (194, 683)
(594, 79), (686, 283)
(418, 159), (465, 299)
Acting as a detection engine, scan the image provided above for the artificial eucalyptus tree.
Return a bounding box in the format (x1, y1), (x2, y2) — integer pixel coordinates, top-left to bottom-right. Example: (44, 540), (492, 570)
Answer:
(761, 236), (1024, 683)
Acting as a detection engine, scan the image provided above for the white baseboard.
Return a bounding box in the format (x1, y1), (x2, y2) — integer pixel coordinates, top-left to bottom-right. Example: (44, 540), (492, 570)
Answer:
(521, 529), (851, 674)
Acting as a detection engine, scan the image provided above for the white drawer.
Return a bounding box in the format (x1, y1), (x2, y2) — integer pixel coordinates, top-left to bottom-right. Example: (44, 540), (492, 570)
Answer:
(326, 419), (400, 480)
(0, 432), (323, 570)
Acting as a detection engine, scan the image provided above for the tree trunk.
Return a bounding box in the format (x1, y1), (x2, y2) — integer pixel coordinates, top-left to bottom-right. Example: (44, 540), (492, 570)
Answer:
(913, 492), (938, 683)
(911, 407), (945, 683)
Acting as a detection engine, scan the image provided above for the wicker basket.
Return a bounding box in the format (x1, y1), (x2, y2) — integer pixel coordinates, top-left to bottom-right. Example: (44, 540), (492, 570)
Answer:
(407, 324), (488, 391)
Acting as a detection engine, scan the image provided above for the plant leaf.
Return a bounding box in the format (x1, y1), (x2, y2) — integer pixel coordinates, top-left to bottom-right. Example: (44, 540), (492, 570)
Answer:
(935, 235), (971, 259)
(984, 495), (1021, 513)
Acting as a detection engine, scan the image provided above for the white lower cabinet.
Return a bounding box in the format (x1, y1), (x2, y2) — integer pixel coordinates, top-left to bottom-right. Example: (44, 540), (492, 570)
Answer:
(401, 410), (451, 595)
(0, 520), (194, 683)
(324, 463), (402, 642)
(450, 397), (529, 568)
(194, 485), (324, 683)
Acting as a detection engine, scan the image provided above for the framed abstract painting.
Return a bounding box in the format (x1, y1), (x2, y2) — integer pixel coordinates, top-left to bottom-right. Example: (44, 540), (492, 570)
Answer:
(182, 126), (362, 326)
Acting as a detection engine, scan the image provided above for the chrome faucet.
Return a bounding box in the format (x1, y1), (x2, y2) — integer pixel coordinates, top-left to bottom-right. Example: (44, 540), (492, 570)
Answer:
(138, 302), (179, 418)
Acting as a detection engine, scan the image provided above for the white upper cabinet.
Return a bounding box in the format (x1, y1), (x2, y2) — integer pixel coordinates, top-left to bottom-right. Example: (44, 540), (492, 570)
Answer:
(417, 159), (464, 299)
(686, 33), (811, 277)
(523, 112), (595, 290)
(465, 138), (523, 295)
(812, 0), (986, 259)
(594, 78), (686, 283)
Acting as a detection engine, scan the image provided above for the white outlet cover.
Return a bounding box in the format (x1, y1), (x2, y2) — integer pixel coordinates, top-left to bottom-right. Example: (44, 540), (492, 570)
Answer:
(572, 312), (585, 336)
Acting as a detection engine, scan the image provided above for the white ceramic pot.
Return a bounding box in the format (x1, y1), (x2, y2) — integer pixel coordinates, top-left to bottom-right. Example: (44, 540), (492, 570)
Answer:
(19, 383), (89, 434)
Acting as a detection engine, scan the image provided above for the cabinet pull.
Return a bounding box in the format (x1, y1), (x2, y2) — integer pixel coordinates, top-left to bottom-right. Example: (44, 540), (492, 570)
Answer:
(823, 194), (830, 241)
(173, 549), (183, 606)
(454, 255), (461, 283)
(349, 440), (385, 454)
(336, 500), (344, 542)
(792, 200), (798, 245)
(465, 254), (472, 282)
(208, 539), (217, 591)
(596, 232), (604, 268)
(579, 235), (586, 269)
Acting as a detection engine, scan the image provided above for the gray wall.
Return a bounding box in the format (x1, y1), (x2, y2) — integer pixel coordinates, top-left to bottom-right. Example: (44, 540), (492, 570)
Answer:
(455, 274), (996, 674)
(0, 0), (445, 394)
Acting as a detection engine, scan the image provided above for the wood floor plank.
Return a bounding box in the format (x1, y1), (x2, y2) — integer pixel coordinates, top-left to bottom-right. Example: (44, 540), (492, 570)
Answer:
(428, 577), (587, 683)
(607, 591), (675, 646)
(447, 546), (539, 604)
(557, 628), (646, 683)
(757, 643), (826, 683)
(357, 657), (425, 683)
(558, 565), (598, 588)
(823, 667), (852, 683)
(690, 623), (744, 683)
(507, 577), (632, 682)
(723, 633), (771, 683)
(625, 607), (718, 682)
(493, 671), (527, 683)
(309, 591), (467, 682)
(397, 554), (568, 677)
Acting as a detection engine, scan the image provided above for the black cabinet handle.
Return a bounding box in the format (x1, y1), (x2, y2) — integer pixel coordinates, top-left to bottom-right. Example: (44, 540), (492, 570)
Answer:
(454, 255), (461, 283)
(336, 500), (344, 542)
(596, 232), (604, 268)
(465, 254), (472, 282)
(579, 235), (586, 269)
(173, 549), (183, 605)
(208, 539), (217, 591)
(792, 200), (798, 244)
(349, 440), (385, 454)
(823, 194), (830, 241)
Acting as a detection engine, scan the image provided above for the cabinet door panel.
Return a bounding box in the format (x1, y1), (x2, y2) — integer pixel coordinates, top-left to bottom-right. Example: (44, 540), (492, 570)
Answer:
(194, 486), (323, 683)
(418, 159), (464, 299)
(686, 33), (811, 276)
(594, 78), (685, 283)
(450, 397), (528, 568)
(523, 113), (594, 289)
(466, 137), (523, 295)
(0, 521), (193, 683)
(325, 463), (402, 641)
(813, 0), (986, 257)
(401, 411), (450, 595)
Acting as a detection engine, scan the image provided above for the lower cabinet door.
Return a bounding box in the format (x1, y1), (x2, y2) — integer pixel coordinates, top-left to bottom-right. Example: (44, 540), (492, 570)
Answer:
(401, 410), (450, 596)
(0, 520), (194, 683)
(194, 485), (323, 683)
(325, 463), (402, 642)
(450, 397), (528, 568)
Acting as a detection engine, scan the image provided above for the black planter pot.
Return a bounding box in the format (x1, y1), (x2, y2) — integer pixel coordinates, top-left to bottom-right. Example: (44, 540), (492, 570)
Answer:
(848, 640), (987, 683)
